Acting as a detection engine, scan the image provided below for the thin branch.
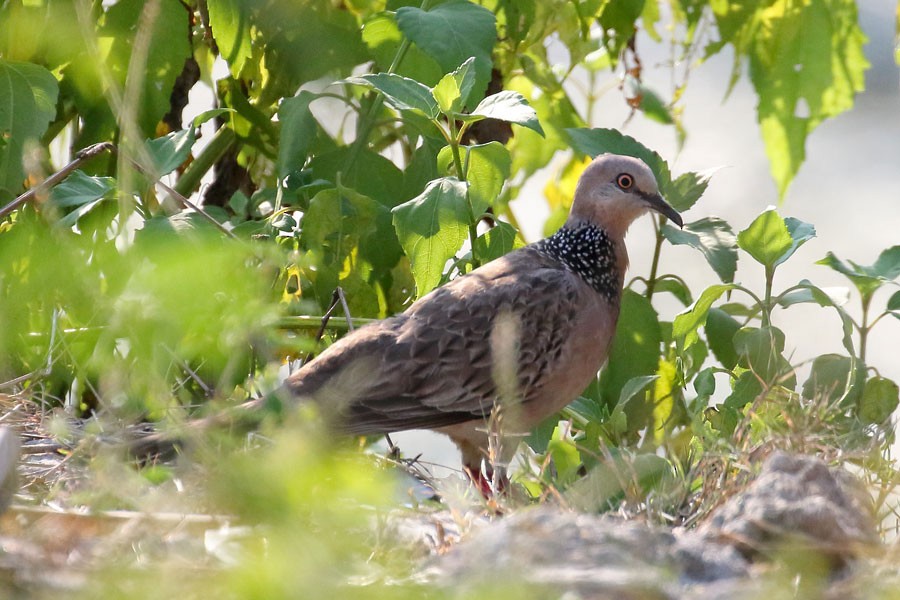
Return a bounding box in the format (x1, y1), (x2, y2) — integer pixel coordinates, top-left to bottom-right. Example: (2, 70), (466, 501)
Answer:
(0, 143), (115, 221)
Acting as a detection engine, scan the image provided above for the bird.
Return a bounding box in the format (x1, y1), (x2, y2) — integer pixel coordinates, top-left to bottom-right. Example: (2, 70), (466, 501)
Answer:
(282, 153), (683, 493)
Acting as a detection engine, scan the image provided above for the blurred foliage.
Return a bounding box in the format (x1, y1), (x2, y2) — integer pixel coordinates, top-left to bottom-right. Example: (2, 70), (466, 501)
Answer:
(0, 0), (899, 596)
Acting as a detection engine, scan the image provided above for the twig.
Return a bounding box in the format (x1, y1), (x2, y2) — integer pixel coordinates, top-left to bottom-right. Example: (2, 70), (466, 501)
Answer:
(0, 142), (115, 221)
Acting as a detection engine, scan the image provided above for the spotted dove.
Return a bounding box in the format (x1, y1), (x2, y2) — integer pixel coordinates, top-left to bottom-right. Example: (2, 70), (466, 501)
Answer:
(284, 154), (682, 486)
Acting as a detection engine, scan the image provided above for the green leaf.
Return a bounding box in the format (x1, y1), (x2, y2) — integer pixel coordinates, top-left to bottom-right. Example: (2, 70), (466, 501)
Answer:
(817, 246), (900, 300)
(638, 86), (674, 124)
(673, 284), (737, 349)
(0, 60), (59, 202)
(705, 308), (740, 370)
(464, 142), (511, 215)
(191, 108), (234, 128)
(47, 170), (116, 228)
(103, 0), (192, 135)
(362, 13), (443, 85)
(473, 221), (521, 263)
(546, 422), (582, 485)
(737, 209), (814, 269)
(391, 177), (470, 296)
(665, 170), (711, 213)
(746, 0), (868, 197)
(599, 290), (662, 433)
(598, 0), (645, 62)
(396, 0), (497, 105)
(662, 217), (737, 283)
(469, 91), (545, 136)
(206, 0), (254, 76)
(49, 170), (116, 209)
(566, 128), (673, 195)
(146, 128), (196, 176)
(859, 376), (899, 425)
(723, 371), (763, 412)
(802, 354), (853, 403)
(618, 375), (660, 407)
(652, 277), (692, 306)
(346, 73), (439, 119)
(566, 453), (672, 513)
(888, 290), (900, 312)
(432, 57), (477, 114)
(733, 326), (794, 386)
(277, 91), (318, 178)
(780, 280), (855, 356)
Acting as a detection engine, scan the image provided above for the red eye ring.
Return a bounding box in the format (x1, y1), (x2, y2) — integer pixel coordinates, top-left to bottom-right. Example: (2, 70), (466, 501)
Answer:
(616, 173), (634, 189)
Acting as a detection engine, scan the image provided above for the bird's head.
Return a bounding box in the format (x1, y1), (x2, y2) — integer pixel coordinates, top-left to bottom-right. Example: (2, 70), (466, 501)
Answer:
(568, 154), (683, 237)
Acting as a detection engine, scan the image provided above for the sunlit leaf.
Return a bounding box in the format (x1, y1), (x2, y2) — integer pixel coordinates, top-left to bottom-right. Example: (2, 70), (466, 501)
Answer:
(745, 0), (867, 197)
(432, 57), (477, 114)
(737, 209), (814, 269)
(206, 0), (253, 76)
(469, 91), (545, 136)
(673, 284), (737, 349)
(391, 177), (470, 296)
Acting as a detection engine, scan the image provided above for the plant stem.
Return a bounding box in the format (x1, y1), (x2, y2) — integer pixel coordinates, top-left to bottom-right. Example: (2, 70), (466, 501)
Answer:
(859, 293), (872, 365)
(174, 126), (236, 198)
(447, 119), (480, 269)
(645, 216), (665, 299)
(762, 264), (775, 328)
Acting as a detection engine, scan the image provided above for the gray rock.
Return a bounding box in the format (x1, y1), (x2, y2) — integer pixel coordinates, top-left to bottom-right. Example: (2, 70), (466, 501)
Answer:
(422, 452), (881, 598)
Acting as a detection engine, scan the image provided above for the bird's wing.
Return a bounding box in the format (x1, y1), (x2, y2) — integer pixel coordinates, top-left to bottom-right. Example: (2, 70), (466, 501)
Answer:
(284, 249), (588, 434)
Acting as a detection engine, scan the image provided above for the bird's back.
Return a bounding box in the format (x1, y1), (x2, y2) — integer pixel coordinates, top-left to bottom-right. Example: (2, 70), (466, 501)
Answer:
(284, 229), (622, 435)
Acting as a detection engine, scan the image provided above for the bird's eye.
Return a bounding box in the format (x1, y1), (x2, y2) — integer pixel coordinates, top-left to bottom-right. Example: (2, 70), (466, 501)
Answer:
(616, 173), (634, 189)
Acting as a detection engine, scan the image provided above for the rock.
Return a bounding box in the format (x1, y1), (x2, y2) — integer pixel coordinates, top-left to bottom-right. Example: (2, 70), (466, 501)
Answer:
(421, 452), (881, 599)
(698, 452), (878, 564)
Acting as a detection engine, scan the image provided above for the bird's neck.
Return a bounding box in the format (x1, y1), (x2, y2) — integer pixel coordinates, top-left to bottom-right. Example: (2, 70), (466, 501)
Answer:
(534, 223), (623, 302)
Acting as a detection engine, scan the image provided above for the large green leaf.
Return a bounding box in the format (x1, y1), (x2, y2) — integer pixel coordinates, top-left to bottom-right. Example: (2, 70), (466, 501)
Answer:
(391, 177), (470, 296)
(733, 326), (794, 386)
(662, 217), (737, 283)
(599, 290), (661, 432)
(0, 60), (58, 202)
(737, 209), (814, 269)
(361, 13), (443, 86)
(277, 91), (318, 178)
(206, 0), (253, 76)
(566, 127), (671, 190)
(469, 91), (545, 136)
(301, 187), (384, 317)
(705, 308), (740, 370)
(739, 0), (868, 197)
(396, 0), (496, 104)
(103, 0), (192, 135)
(346, 73), (440, 119)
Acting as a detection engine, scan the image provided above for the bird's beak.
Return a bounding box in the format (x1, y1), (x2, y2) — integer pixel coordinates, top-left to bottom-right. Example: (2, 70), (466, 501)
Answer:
(643, 192), (683, 228)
